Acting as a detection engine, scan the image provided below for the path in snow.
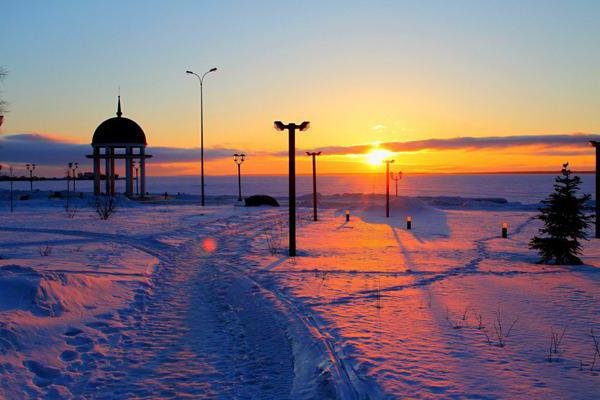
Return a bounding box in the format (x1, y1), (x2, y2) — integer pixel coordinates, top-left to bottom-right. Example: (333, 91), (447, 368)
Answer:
(1, 208), (379, 399)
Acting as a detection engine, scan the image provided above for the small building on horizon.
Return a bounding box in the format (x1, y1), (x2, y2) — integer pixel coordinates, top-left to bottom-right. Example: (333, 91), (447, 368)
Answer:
(86, 97), (151, 197)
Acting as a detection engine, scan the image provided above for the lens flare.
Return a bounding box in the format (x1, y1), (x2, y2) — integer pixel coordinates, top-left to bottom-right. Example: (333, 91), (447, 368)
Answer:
(201, 237), (218, 253)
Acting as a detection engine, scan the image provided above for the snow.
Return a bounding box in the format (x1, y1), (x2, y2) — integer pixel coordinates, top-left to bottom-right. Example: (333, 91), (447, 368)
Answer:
(1, 191), (599, 398)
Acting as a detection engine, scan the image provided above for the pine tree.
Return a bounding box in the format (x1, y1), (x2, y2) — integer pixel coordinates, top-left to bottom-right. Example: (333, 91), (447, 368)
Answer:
(529, 163), (593, 265)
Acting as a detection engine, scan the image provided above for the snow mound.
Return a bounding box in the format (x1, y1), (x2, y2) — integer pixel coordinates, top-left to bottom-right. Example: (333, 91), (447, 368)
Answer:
(0, 264), (86, 317)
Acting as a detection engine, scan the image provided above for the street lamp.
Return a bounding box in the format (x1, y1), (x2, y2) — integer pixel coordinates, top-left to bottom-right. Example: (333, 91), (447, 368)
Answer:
(384, 159), (395, 218)
(70, 162), (79, 191)
(186, 67), (218, 206)
(26, 163), (36, 192)
(275, 120), (310, 256)
(233, 153), (245, 201)
(306, 151), (322, 221)
(390, 171), (402, 197)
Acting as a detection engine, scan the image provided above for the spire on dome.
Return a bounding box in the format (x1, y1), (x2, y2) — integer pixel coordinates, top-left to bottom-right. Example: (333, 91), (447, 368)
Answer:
(116, 95), (122, 117)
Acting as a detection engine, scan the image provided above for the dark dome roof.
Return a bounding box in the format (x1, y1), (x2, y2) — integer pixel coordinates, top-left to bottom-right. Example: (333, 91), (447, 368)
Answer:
(92, 97), (147, 145)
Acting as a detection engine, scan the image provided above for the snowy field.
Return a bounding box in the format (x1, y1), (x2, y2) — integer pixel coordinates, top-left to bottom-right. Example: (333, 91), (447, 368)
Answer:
(1, 192), (600, 399)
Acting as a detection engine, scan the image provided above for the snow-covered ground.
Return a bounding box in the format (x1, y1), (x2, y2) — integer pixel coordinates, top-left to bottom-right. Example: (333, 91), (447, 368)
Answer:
(1, 192), (599, 399)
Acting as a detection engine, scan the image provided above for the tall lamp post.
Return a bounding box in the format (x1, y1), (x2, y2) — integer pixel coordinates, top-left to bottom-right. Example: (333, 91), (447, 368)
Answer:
(390, 171), (402, 197)
(26, 163), (36, 192)
(233, 153), (245, 201)
(384, 160), (395, 218)
(186, 67), (218, 206)
(306, 151), (321, 221)
(275, 121), (310, 256)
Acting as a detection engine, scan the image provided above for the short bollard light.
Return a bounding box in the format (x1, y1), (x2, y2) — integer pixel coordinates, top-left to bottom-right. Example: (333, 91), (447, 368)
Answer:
(345, 210), (350, 222)
(502, 222), (508, 238)
(407, 216), (412, 230)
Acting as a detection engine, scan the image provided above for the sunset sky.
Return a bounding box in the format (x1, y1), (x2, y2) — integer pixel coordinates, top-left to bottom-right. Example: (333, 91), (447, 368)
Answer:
(1, 0), (599, 175)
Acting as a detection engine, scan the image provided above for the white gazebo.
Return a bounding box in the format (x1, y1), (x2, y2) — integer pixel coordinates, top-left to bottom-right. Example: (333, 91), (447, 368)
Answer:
(86, 97), (151, 197)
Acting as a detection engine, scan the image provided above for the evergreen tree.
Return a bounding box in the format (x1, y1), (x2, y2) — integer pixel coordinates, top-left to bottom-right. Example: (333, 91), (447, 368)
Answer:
(529, 163), (593, 264)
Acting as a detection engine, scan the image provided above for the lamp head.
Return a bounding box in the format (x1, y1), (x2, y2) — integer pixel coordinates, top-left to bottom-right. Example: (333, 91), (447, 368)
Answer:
(185, 70), (194, 74)
(209, 67), (218, 72)
(274, 121), (285, 131)
(298, 121), (310, 131)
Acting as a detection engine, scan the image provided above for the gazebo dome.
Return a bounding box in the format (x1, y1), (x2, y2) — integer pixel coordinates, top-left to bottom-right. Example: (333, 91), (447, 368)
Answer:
(92, 97), (147, 145)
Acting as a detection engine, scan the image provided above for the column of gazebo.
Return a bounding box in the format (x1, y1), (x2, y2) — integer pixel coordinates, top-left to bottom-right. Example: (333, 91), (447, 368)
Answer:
(125, 146), (133, 196)
(110, 148), (116, 196)
(93, 147), (101, 195)
(140, 147), (146, 198)
(104, 147), (111, 195)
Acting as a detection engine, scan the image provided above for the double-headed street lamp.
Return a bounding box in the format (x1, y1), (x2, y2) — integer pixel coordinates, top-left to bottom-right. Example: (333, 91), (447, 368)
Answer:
(233, 153), (245, 201)
(68, 162), (79, 191)
(26, 163), (36, 192)
(306, 151), (321, 221)
(186, 67), (218, 206)
(275, 121), (310, 256)
(384, 159), (395, 218)
(390, 171), (402, 197)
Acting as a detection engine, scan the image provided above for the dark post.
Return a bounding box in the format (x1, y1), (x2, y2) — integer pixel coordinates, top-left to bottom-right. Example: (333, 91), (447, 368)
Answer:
(407, 216), (412, 230)
(346, 210), (350, 222)
(592, 141), (600, 238)
(502, 222), (508, 238)
(233, 153), (246, 201)
(275, 121), (310, 256)
(384, 160), (394, 218)
(306, 151), (322, 221)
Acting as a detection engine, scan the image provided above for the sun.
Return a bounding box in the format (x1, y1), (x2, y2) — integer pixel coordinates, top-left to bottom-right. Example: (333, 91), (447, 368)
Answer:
(364, 149), (394, 165)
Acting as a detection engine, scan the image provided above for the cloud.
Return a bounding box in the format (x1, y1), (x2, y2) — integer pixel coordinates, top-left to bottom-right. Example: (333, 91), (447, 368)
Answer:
(298, 133), (600, 156)
(1, 132), (597, 171)
(0, 133), (238, 166)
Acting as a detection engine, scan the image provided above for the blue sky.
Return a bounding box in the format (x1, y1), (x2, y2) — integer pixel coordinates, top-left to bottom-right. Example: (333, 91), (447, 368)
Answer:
(1, 0), (599, 174)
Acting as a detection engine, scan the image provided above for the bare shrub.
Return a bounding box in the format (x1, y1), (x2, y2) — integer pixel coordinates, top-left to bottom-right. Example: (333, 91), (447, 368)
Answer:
(590, 329), (600, 371)
(38, 243), (53, 257)
(65, 203), (78, 218)
(488, 311), (519, 347)
(548, 326), (567, 362)
(94, 195), (117, 220)
(476, 313), (485, 330)
(445, 308), (463, 329)
(262, 219), (285, 255)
